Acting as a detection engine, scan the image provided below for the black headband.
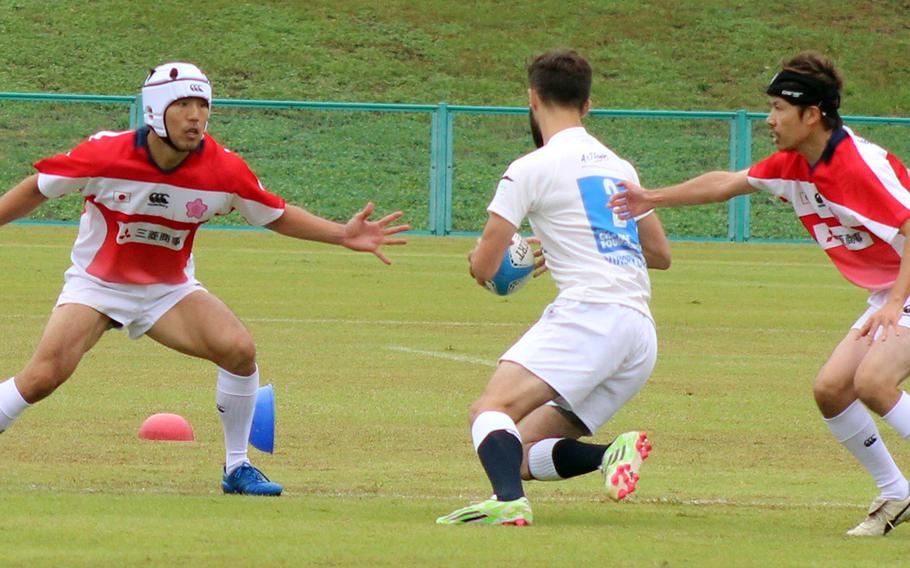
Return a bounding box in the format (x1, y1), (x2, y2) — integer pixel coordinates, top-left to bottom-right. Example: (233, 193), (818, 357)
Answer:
(766, 70), (840, 114)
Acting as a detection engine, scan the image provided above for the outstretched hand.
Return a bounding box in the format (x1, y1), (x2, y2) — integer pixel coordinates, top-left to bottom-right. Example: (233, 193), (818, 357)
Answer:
(342, 202), (410, 265)
(608, 180), (652, 220)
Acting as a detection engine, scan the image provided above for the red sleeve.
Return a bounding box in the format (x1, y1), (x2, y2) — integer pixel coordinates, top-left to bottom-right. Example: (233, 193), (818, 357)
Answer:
(747, 151), (796, 182)
(746, 151), (805, 198)
(34, 131), (129, 198)
(221, 151), (286, 226)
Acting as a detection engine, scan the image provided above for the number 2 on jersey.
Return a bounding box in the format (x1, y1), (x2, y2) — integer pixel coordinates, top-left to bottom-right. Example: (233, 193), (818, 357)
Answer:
(577, 176), (643, 256)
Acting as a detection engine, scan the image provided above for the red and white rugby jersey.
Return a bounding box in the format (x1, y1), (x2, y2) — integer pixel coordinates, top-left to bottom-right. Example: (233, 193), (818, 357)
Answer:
(34, 128), (286, 285)
(747, 127), (910, 291)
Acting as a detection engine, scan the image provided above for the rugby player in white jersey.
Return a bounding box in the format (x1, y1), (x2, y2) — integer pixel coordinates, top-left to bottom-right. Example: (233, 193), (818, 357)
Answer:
(437, 49), (671, 526)
(609, 52), (910, 536)
(0, 62), (409, 496)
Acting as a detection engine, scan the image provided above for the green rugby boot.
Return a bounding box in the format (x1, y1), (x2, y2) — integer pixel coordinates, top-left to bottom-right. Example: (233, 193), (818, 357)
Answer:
(436, 497), (532, 526)
(601, 431), (651, 501)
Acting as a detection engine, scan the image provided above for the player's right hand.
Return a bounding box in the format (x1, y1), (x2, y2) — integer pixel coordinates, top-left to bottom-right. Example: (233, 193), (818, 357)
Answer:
(608, 180), (651, 220)
(526, 237), (548, 278)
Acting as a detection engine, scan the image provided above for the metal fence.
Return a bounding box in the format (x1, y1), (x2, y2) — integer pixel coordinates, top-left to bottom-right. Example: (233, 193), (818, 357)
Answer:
(2, 92), (909, 241)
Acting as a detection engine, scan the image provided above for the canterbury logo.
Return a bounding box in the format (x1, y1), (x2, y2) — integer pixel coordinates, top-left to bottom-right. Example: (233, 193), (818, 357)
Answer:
(864, 435), (878, 447)
(148, 193), (170, 206)
(190, 84), (205, 93)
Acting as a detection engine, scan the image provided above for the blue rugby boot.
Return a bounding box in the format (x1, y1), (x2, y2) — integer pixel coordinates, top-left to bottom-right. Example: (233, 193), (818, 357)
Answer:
(221, 463), (283, 496)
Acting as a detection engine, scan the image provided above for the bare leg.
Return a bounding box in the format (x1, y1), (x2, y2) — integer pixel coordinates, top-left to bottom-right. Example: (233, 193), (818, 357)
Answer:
(16, 304), (111, 403)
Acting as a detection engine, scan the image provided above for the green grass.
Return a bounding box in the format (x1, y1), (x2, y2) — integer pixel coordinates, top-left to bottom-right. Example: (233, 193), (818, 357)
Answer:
(2, 225), (910, 566)
(1, 1), (909, 237)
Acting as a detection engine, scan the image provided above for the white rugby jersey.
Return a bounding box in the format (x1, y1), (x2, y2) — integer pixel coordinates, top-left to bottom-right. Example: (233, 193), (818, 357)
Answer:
(34, 128), (286, 285)
(488, 127), (653, 318)
(748, 127), (910, 291)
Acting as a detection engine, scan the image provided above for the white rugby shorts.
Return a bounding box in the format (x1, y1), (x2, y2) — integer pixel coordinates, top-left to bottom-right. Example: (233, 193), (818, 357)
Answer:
(500, 297), (657, 435)
(852, 290), (910, 338)
(55, 268), (205, 339)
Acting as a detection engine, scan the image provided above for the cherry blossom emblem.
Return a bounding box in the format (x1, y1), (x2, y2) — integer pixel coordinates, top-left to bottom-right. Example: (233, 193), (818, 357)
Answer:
(185, 198), (209, 219)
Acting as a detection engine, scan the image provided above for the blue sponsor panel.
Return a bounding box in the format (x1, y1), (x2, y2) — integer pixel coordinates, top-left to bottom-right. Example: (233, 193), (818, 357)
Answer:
(576, 176), (645, 267)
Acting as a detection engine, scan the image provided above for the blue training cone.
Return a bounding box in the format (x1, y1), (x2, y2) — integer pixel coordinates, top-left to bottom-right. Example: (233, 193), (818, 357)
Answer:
(249, 384), (275, 453)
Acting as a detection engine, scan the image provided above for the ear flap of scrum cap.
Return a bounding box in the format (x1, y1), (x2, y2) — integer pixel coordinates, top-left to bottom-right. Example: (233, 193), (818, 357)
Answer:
(142, 62), (212, 137)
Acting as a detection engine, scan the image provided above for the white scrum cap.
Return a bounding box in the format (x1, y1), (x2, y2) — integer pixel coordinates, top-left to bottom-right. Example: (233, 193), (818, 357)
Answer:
(142, 62), (212, 137)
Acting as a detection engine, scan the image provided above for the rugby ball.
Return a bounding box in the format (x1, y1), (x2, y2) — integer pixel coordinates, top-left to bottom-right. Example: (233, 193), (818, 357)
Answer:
(484, 233), (535, 296)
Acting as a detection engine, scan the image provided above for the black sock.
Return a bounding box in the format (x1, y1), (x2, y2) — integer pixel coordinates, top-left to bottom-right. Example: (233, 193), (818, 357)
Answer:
(552, 438), (609, 479)
(476, 430), (525, 501)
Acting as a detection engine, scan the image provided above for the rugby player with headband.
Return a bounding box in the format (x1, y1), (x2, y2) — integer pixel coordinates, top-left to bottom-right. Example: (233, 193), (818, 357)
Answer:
(609, 52), (910, 537)
(766, 69), (842, 119)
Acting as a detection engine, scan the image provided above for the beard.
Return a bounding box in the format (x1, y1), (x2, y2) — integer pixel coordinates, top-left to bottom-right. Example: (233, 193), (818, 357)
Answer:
(529, 109), (544, 149)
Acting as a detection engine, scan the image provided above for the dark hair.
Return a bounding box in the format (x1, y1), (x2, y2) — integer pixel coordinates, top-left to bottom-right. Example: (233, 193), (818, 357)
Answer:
(527, 49), (592, 111)
(780, 52), (844, 129)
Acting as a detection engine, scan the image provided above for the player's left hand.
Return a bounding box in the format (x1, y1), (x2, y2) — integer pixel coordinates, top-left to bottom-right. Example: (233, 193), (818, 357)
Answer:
(527, 237), (548, 278)
(857, 299), (904, 344)
(341, 202), (410, 265)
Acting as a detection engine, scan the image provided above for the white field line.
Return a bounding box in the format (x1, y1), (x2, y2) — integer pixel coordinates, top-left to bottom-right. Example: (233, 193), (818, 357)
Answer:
(17, 483), (863, 509)
(0, 313), (836, 336)
(247, 317), (521, 327)
(386, 345), (496, 367)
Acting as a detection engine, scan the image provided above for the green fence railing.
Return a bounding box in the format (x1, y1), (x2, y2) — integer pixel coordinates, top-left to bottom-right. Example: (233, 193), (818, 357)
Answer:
(2, 92), (909, 241)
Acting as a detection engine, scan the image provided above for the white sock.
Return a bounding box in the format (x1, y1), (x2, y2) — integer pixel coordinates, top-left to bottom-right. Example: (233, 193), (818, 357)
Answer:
(0, 377), (30, 433)
(216, 366), (259, 474)
(883, 391), (910, 439)
(825, 400), (909, 500)
(471, 410), (521, 450)
(528, 438), (565, 481)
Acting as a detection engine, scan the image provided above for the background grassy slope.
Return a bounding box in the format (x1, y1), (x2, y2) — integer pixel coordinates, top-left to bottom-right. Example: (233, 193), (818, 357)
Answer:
(2, 1), (909, 238)
(2, 0), (908, 112)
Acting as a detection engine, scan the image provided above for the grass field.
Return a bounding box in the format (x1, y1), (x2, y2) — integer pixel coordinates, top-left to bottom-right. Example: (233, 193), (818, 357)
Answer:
(2, 225), (909, 566)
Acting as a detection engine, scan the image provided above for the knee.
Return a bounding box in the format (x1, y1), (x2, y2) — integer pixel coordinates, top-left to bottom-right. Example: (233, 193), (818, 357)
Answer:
(18, 362), (72, 403)
(813, 374), (845, 408)
(218, 333), (257, 376)
(468, 397), (511, 424)
(468, 400), (485, 424)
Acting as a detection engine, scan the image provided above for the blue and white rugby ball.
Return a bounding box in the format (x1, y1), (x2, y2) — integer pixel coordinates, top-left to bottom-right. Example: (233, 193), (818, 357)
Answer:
(484, 233), (535, 296)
